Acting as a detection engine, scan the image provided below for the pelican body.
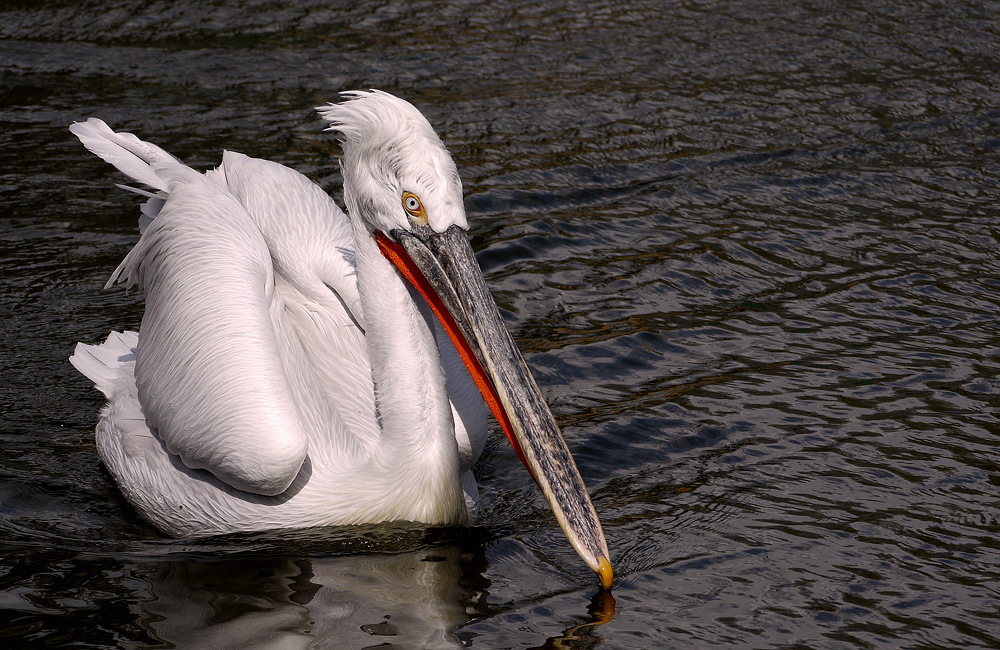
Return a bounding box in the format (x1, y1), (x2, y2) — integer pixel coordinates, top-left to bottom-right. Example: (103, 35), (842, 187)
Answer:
(70, 91), (611, 587)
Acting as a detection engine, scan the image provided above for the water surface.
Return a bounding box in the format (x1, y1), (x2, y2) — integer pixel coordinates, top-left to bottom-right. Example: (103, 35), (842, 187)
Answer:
(2, 1), (999, 647)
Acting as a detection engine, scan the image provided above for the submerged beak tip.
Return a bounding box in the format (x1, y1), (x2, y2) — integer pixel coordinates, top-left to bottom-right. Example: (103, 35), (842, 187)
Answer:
(597, 556), (614, 590)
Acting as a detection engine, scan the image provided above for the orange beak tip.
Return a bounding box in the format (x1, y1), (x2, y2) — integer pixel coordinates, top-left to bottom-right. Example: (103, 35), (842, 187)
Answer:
(597, 556), (614, 590)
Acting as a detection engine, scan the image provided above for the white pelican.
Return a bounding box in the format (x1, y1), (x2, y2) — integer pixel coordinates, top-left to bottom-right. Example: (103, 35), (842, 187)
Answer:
(70, 90), (612, 588)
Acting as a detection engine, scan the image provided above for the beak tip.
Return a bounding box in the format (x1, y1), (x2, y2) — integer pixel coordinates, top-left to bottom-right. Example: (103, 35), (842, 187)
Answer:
(597, 556), (614, 590)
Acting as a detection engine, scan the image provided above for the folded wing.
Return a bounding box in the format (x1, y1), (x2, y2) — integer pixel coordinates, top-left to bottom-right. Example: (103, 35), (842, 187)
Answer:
(119, 166), (309, 495)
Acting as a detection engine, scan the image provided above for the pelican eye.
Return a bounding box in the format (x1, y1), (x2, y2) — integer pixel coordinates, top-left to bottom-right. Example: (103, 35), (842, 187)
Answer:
(401, 191), (427, 223)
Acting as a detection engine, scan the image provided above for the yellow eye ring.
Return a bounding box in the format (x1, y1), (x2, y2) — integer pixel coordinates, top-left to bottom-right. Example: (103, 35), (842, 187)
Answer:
(401, 191), (427, 223)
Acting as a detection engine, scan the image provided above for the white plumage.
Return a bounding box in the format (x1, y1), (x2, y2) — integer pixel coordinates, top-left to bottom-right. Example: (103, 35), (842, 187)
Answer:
(71, 92), (487, 535)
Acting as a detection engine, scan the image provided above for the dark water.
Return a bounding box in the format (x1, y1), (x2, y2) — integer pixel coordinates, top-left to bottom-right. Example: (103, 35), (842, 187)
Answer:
(3, 0), (1000, 647)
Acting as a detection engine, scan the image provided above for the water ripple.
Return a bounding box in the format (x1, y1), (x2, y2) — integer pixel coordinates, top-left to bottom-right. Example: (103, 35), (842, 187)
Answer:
(4, 0), (1000, 647)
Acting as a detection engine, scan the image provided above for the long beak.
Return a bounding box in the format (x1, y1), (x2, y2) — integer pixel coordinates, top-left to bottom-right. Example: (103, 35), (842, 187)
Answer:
(376, 224), (613, 589)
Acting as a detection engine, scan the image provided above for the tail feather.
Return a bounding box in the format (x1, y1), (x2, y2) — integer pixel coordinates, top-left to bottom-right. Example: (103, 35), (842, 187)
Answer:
(70, 331), (138, 400)
(70, 118), (179, 192)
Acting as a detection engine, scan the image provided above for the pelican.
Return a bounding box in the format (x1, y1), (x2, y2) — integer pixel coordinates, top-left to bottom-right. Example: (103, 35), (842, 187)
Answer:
(70, 91), (612, 588)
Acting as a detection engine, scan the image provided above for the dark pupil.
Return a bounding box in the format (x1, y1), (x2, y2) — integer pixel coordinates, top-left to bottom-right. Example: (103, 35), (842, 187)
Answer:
(407, 198), (418, 210)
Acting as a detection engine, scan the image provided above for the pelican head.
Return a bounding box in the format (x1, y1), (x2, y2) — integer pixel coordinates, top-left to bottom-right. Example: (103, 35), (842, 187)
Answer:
(321, 90), (467, 236)
(318, 91), (613, 589)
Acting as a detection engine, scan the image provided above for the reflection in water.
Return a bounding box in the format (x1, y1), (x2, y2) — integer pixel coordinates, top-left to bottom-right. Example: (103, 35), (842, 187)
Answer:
(133, 548), (472, 649)
(128, 545), (614, 649)
(526, 590), (616, 650)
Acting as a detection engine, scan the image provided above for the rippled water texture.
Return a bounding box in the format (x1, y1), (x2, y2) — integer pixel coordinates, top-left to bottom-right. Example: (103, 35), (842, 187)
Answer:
(3, 1), (1000, 647)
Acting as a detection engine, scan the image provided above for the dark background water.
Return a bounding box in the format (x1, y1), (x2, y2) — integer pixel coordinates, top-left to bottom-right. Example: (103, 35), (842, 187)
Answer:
(3, 0), (1000, 647)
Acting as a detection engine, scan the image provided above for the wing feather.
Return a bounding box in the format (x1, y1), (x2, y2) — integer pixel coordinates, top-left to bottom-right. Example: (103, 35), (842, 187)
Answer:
(211, 151), (365, 329)
(210, 151), (379, 454)
(120, 166), (308, 496)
